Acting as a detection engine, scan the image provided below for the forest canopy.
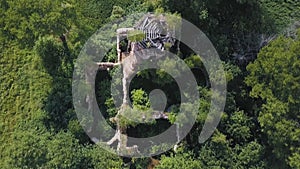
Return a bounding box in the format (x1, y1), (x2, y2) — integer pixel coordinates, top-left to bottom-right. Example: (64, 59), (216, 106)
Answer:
(0, 0), (299, 168)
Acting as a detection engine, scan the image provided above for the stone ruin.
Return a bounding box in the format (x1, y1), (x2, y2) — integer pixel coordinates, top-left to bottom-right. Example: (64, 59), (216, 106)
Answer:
(96, 13), (181, 156)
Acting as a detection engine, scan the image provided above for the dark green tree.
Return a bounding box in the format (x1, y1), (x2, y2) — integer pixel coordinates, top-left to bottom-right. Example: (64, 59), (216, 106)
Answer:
(246, 30), (300, 168)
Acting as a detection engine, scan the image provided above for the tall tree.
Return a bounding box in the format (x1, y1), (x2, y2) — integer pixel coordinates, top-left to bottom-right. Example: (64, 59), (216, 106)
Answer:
(246, 29), (300, 168)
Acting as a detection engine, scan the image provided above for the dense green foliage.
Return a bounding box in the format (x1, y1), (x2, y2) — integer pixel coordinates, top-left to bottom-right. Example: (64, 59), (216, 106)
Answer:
(246, 32), (300, 168)
(0, 0), (299, 168)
